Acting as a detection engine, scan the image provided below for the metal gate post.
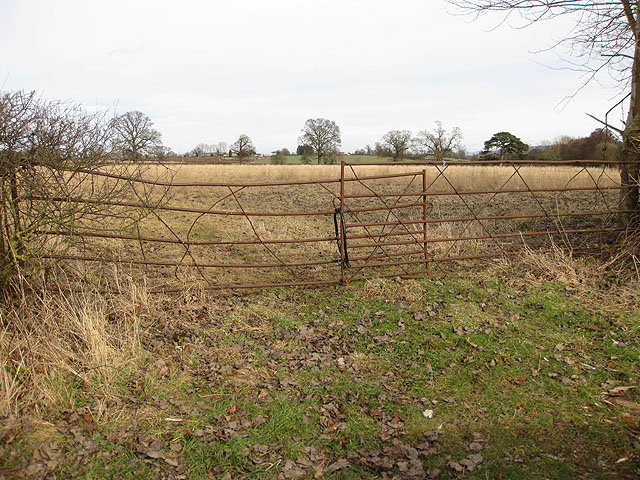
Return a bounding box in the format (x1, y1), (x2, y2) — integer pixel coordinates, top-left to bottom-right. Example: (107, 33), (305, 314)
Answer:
(422, 169), (429, 273)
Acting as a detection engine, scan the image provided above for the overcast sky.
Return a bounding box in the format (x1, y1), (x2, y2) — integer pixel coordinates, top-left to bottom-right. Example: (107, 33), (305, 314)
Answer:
(1, 0), (629, 154)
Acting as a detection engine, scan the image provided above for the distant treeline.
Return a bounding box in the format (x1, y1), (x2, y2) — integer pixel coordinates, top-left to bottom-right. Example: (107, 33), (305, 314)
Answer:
(493, 129), (619, 164)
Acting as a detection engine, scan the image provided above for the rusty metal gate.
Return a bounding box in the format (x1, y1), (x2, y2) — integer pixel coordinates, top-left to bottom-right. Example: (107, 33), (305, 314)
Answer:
(337, 161), (430, 284)
(40, 159), (635, 292)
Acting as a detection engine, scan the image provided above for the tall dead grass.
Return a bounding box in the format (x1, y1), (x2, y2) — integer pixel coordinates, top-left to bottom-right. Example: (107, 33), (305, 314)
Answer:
(429, 222), (490, 257)
(144, 164), (620, 191)
(494, 240), (640, 311)
(0, 270), (147, 416)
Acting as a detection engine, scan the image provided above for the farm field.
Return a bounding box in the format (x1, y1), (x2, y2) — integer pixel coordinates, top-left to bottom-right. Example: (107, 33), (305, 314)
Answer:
(158, 154), (400, 165)
(63, 163), (624, 291)
(157, 163), (621, 187)
(254, 155), (399, 165)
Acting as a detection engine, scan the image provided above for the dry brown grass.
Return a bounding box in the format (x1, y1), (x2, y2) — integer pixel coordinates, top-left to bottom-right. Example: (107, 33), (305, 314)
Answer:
(520, 241), (594, 288)
(357, 277), (423, 304)
(0, 270), (147, 416)
(143, 163), (620, 191)
(490, 239), (640, 313)
(428, 221), (490, 257)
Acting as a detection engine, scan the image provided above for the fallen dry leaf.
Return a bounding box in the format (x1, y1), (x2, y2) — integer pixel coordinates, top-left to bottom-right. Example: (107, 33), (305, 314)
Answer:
(609, 397), (640, 412)
(606, 386), (636, 396)
(459, 453), (484, 472)
(325, 458), (350, 474)
(282, 459), (307, 479)
(164, 417), (183, 423)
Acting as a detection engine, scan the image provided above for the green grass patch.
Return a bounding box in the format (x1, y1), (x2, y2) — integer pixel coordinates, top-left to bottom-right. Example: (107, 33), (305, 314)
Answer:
(7, 265), (640, 479)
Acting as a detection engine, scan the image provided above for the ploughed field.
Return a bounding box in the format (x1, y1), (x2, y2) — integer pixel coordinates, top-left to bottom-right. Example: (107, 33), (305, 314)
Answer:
(62, 164), (622, 290)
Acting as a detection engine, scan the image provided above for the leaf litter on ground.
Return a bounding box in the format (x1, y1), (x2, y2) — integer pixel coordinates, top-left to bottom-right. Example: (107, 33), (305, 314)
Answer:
(3, 267), (640, 479)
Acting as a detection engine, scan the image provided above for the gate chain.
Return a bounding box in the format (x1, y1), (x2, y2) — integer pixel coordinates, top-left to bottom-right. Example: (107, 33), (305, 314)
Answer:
(333, 207), (351, 268)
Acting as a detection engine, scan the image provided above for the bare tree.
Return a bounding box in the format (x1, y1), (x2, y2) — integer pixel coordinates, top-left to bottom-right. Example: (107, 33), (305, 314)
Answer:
(378, 130), (413, 162)
(215, 142), (228, 156)
(416, 121), (463, 162)
(299, 118), (341, 164)
(230, 134), (255, 161)
(191, 143), (217, 157)
(446, 0), (640, 223)
(0, 90), (149, 282)
(191, 145), (205, 157)
(111, 110), (163, 160)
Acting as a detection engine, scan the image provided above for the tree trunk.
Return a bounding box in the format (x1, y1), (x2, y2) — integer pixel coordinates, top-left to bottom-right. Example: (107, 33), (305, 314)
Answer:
(619, 146), (640, 225)
(619, 8), (640, 227)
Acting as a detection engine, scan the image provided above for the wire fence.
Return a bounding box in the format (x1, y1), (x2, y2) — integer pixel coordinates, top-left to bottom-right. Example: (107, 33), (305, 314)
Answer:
(37, 159), (638, 292)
